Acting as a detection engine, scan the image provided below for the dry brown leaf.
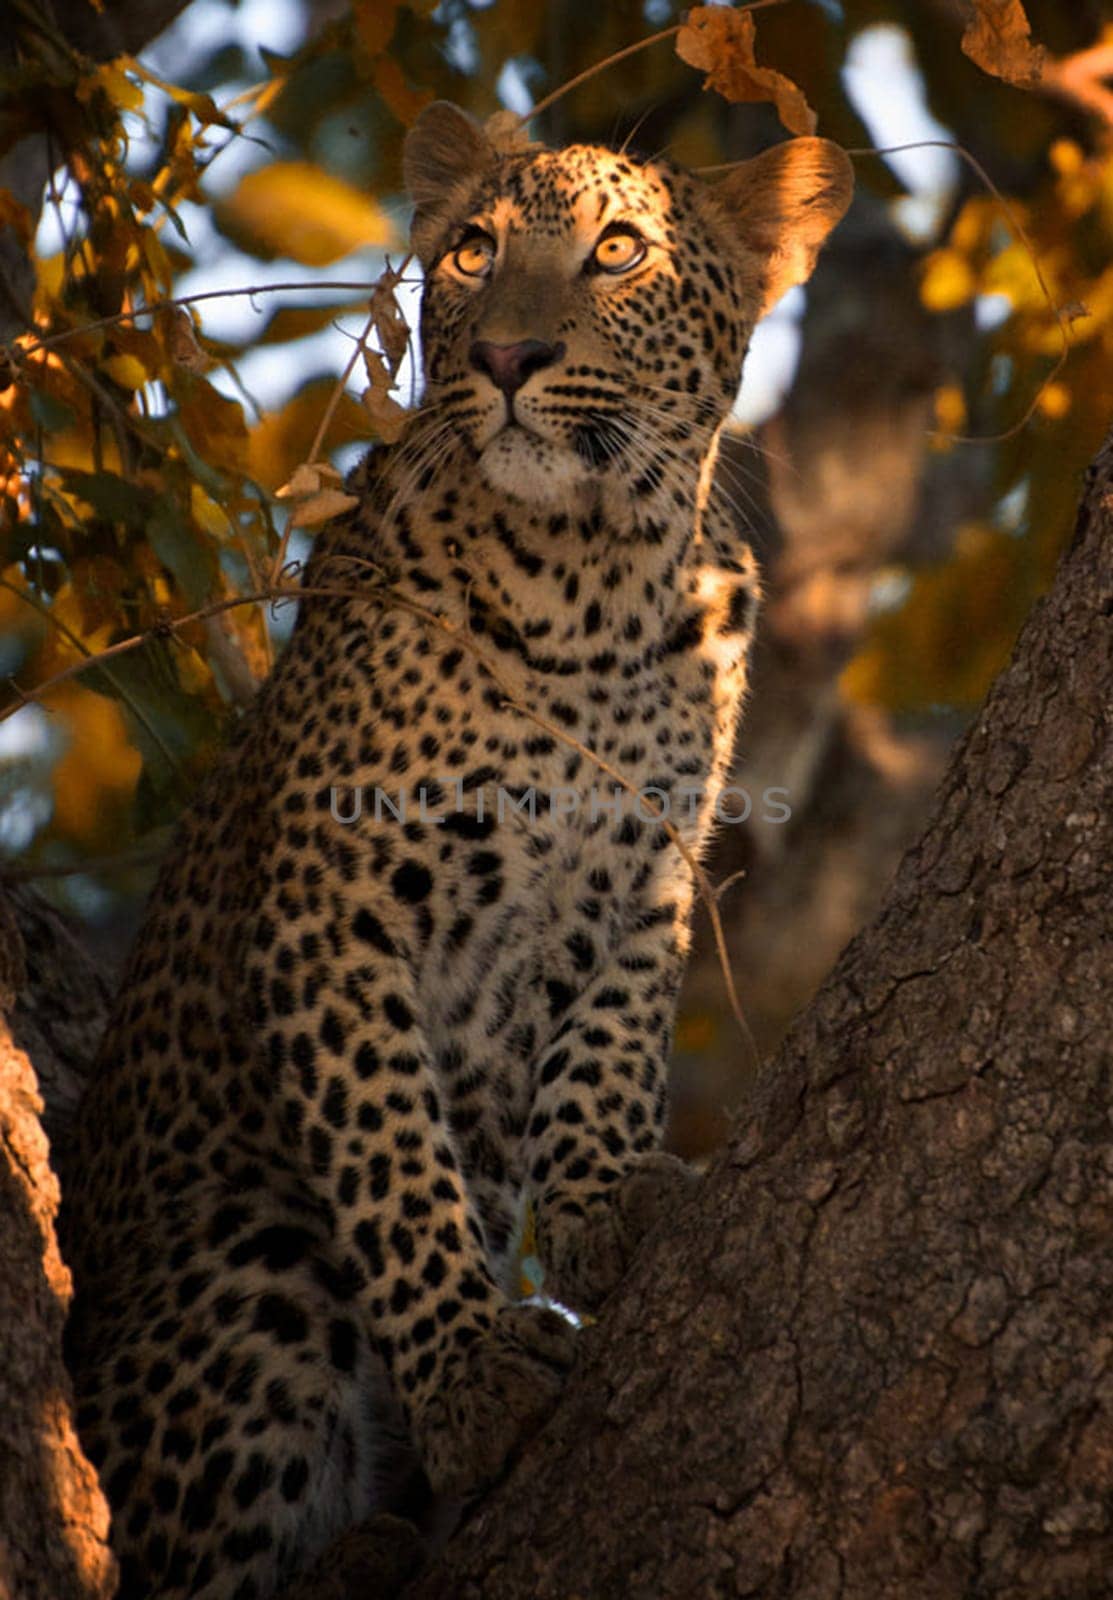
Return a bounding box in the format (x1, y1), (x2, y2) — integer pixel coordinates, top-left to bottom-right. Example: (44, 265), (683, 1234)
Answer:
(484, 110), (541, 155)
(362, 349), (409, 443)
(676, 7), (816, 137)
(288, 487), (360, 530)
(961, 0), (1046, 88)
(369, 265), (410, 375)
(276, 463), (323, 500)
(276, 461), (347, 502)
(166, 308), (208, 373)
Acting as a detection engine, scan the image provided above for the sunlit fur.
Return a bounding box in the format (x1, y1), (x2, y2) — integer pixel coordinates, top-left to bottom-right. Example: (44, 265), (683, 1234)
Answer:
(61, 109), (850, 1600)
(415, 152), (742, 518)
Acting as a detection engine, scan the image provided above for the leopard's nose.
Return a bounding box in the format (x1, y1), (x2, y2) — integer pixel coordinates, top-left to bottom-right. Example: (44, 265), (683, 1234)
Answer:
(469, 338), (565, 396)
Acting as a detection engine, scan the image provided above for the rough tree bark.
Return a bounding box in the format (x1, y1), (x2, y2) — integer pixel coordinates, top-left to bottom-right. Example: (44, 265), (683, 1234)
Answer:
(0, 885), (114, 1598)
(401, 433), (1113, 1596)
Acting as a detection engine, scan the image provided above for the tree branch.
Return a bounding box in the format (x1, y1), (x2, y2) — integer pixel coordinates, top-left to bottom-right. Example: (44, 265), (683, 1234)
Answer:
(403, 427), (1113, 1597)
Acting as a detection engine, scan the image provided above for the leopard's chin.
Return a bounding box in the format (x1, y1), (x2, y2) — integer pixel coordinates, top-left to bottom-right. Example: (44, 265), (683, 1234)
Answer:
(478, 426), (595, 509)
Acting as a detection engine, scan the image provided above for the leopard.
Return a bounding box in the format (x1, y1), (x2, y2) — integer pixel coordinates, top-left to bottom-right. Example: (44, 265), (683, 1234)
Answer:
(59, 101), (852, 1599)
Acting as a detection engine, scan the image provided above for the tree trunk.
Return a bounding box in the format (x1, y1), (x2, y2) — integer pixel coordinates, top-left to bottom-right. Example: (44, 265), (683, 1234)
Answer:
(0, 886), (115, 1598)
(403, 432), (1113, 1598)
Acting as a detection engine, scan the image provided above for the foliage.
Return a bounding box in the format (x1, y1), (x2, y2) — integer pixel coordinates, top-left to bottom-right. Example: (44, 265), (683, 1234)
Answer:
(0, 0), (1110, 913)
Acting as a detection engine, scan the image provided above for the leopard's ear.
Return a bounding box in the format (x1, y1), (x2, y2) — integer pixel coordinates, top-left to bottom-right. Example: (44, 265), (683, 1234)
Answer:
(712, 138), (853, 319)
(404, 102), (496, 258)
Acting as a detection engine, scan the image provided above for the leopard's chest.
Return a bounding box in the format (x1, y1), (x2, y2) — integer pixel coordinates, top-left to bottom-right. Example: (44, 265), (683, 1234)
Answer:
(409, 664), (728, 1051)
(280, 535), (753, 1065)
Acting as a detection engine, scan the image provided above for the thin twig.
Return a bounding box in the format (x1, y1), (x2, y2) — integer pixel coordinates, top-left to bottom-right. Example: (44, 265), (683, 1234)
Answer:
(13, 281), (406, 359)
(266, 308), (378, 586)
(268, 253), (416, 583)
(0, 585), (304, 721)
(305, 305), (378, 467)
(0, 577), (180, 775)
(2, 839), (169, 882)
(522, 24), (682, 126)
(699, 133), (1074, 448)
(518, 0), (792, 129)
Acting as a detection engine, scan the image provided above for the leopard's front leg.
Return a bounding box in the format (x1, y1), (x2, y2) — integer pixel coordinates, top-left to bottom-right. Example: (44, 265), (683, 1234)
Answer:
(525, 903), (700, 1313)
(247, 894), (575, 1495)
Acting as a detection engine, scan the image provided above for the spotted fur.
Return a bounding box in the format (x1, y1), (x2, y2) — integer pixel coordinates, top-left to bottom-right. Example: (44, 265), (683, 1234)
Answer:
(61, 105), (851, 1598)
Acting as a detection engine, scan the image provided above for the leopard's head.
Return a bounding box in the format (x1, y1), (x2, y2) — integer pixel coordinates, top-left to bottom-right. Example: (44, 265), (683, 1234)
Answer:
(404, 104), (852, 514)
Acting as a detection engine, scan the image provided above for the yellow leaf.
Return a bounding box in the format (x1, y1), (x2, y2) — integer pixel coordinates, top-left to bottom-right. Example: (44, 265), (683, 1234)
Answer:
(51, 685), (142, 845)
(220, 163), (396, 266)
(142, 231), (174, 293)
(961, 0), (1046, 89)
(1036, 382), (1071, 419)
(933, 383), (967, 433)
(920, 248), (977, 311)
(1049, 139), (1083, 177)
(191, 483), (230, 538)
(111, 325), (163, 373)
(950, 196), (995, 253)
(34, 251), (66, 305)
(176, 648), (216, 699)
(102, 352), (150, 390)
(676, 8), (816, 137)
(983, 241), (1046, 311)
(254, 301), (368, 345)
(842, 523), (1032, 712)
(76, 62), (143, 113)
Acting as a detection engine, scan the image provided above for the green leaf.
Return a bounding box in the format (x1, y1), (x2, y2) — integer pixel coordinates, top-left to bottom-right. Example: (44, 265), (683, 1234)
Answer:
(29, 389), (76, 434)
(147, 496), (220, 608)
(56, 469), (152, 528)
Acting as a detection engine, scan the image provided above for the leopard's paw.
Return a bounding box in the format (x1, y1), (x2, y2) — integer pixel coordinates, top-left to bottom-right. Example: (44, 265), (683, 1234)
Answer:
(538, 1151), (698, 1313)
(413, 1304), (575, 1496)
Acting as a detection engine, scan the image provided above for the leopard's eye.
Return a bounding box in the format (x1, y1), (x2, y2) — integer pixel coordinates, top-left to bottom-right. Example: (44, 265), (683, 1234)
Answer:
(590, 227), (646, 275)
(452, 231), (496, 278)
